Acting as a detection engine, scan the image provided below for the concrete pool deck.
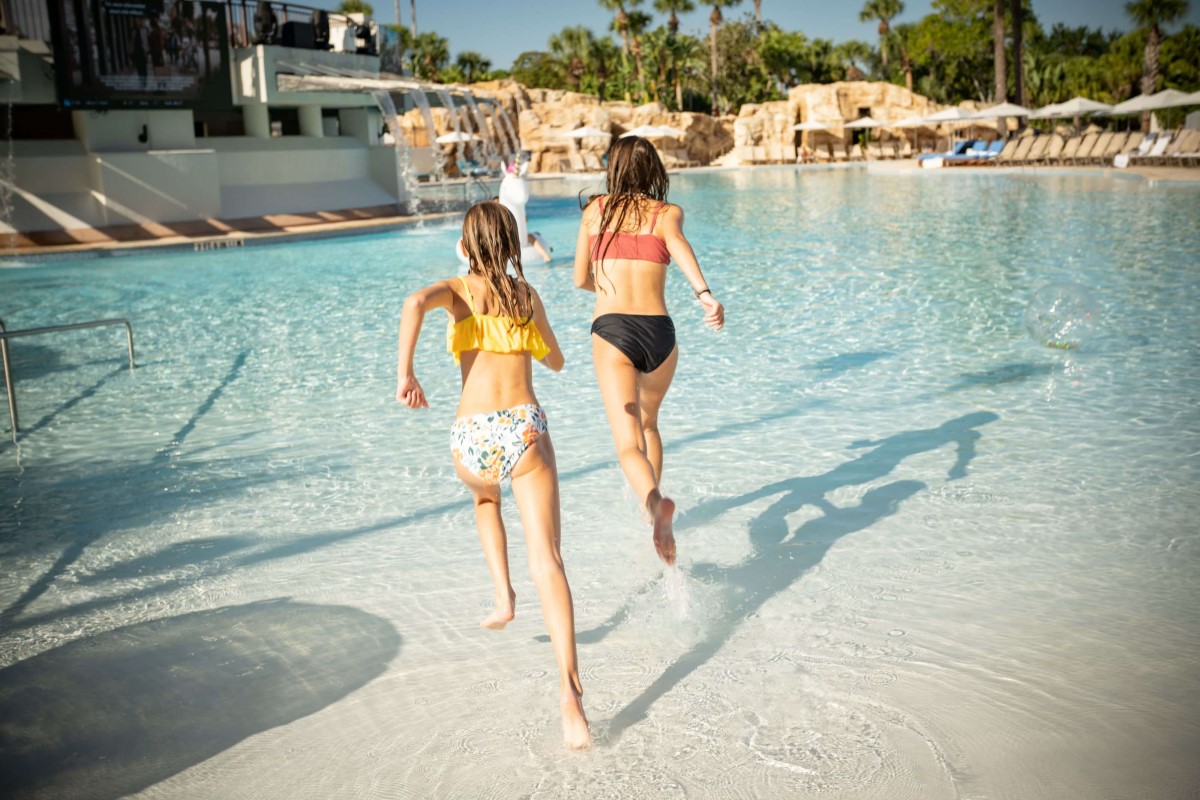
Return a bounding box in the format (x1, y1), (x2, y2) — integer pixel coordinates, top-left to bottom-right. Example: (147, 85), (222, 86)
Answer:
(1, 163), (1196, 260)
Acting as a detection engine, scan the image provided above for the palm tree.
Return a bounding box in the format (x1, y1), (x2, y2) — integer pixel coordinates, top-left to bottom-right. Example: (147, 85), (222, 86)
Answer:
(549, 26), (595, 93)
(589, 36), (621, 101)
(890, 23), (916, 92)
(707, 0), (742, 114)
(627, 10), (654, 102)
(411, 31), (448, 80)
(454, 51), (491, 84)
(409, 0), (417, 36)
(835, 39), (873, 81)
(1126, 0), (1189, 94)
(599, 0), (645, 101)
(1011, 0), (1025, 106)
(654, 0), (695, 36)
(336, 0), (374, 14)
(1127, 0), (1189, 128)
(858, 0), (903, 70)
(993, 0), (1006, 101)
(753, 0), (761, 24)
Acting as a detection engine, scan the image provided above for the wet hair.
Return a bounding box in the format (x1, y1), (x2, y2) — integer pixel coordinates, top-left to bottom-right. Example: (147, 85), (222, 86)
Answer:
(460, 201), (533, 327)
(581, 135), (669, 269)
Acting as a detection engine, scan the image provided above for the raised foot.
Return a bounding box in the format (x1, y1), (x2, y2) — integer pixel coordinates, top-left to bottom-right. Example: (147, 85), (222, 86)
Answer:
(560, 689), (591, 750)
(652, 496), (677, 566)
(480, 591), (516, 630)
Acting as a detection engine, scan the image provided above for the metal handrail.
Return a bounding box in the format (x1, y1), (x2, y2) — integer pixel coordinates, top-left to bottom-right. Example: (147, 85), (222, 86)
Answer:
(0, 318), (137, 444)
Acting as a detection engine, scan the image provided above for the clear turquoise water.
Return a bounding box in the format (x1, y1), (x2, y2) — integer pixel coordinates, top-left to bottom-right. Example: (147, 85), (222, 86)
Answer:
(2, 168), (1199, 799)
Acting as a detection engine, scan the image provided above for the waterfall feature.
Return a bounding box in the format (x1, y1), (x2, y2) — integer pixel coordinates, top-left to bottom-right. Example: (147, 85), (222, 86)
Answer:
(462, 92), (498, 169)
(408, 87), (445, 182)
(370, 89), (419, 215)
(483, 103), (516, 165)
(494, 104), (523, 161)
(435, 88), (467, 172)
(1, 100), (14, 249)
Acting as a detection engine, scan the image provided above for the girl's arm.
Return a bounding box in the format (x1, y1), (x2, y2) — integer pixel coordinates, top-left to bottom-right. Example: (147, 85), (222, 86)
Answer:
(396, 279), (457, 408)
(661, 205), (724, 331)
(573, 199), (599, 293)
(530, 288), (565, 372)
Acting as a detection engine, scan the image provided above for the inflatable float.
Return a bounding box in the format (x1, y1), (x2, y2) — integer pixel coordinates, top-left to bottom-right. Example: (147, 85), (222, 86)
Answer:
(457, 160), (553, 267)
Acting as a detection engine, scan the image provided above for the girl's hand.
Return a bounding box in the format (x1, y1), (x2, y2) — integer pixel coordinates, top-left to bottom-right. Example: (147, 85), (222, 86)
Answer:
(699, 292), (724, 331)
(396, 374), (429, 408)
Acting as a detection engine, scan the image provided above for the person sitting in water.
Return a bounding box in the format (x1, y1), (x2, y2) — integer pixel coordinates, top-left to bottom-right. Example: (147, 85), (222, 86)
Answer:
(395, 201), (589, 749)
(528, 231), (552, 263)
(573, 136), (724, 566)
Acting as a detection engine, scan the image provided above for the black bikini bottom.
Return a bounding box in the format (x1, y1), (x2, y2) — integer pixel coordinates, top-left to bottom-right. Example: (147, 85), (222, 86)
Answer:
(591, 313), (676, 373)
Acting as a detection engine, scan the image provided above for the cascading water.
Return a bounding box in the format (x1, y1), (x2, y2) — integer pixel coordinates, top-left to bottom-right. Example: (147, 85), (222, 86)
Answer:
(408, 88), (445, 182)
(494, 103), (523, 161)
(371, 89), (421, 217)
(462, 91), (498, 169)
(1, 99), (14, 250)
(434, 88), (467, 175)
(483, 103), (515, 165)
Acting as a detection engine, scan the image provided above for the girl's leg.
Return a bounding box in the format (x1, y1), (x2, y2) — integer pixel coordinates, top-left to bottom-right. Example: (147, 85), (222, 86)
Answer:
(509, 434), (590, 749)
(593, 335), (677, 565)
(637, 345), (679, 483)
(454, 458), (516, 629)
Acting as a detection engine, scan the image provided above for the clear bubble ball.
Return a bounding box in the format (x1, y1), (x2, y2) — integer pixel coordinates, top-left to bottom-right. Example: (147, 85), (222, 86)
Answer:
(1024, 283), (1099, 350)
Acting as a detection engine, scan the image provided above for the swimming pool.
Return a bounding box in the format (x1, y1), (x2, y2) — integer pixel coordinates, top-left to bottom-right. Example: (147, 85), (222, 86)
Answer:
(2, 168), (1198, 799)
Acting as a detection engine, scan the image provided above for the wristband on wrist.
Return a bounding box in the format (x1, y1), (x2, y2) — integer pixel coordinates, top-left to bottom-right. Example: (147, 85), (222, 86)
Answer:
(695, 287), (712, 298)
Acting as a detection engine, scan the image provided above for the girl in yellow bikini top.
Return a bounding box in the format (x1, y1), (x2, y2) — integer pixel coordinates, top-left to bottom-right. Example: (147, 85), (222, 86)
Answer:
(447, 274), (550, 363)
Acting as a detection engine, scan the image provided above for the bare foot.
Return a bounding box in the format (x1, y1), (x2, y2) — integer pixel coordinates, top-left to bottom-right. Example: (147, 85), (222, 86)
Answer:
(560, 688), (591, 750)
(652, 496), (676, 566)
(480, 590), (516, 630)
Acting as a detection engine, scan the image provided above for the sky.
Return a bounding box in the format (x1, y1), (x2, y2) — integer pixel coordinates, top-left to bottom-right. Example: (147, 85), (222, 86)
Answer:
(341, 1), (1200, 69)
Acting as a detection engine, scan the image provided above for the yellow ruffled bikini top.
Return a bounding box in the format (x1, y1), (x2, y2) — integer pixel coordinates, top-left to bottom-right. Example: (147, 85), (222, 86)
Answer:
(447, 275), (550, 363)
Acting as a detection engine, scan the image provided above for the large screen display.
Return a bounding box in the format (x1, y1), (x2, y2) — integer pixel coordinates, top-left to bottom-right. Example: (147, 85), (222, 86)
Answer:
(49, 0), (232, 109)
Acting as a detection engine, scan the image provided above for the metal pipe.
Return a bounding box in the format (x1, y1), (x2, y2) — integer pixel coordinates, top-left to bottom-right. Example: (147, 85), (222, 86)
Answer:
(0, 319), (16, 442)
(0, 318), (137, 444)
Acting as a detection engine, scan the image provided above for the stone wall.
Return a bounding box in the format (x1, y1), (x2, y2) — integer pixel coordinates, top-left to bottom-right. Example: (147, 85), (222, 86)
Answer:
(395, 79), (734, 174)
(726, 81), (1000, 164)
(394, 79), (988, 172)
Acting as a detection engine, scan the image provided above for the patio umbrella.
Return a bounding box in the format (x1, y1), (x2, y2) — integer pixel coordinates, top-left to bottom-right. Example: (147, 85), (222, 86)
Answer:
(1108, 89), (1193, 115)
(1030, 96), (1112, 119)
(969, 102), (1033, 119)
(844, 116), (882, 128)
(620, 124), (667, 138)
(1184, 90), (1200, 105)
(657, 125), (689, 137)
(923, 107), (977, 123)
(792, 120), (832, 131)
(561, 125), (611, 138)
(891, 115), (930, 128)
(435, 131), (482, 143)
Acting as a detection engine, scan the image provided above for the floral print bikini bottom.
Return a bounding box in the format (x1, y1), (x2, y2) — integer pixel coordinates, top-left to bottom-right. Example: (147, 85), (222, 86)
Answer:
(450, 403), (548, 483)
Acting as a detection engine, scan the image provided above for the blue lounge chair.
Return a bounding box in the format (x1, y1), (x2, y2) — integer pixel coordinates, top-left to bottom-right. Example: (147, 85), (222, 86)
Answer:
(917, 140), (972, 162)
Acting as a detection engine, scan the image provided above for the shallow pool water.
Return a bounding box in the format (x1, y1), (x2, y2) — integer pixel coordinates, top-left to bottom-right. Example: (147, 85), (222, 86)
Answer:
(2, 167), (1199, 799)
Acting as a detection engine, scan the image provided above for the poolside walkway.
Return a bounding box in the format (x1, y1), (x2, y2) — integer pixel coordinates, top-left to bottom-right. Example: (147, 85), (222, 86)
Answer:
(2, 164), (1195, 259)
(0, 204), (458, 259)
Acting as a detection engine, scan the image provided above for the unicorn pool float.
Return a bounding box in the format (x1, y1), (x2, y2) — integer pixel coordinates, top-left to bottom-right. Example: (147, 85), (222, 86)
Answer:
(456, 157), (553, 267)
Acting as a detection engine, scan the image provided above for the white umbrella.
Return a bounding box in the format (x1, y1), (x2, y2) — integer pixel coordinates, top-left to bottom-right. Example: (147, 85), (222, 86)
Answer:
(655, 125), (688, 137)
(1109, 89), (1193, 115)
(435, 131), (483, 143)
(923, 107), (977, 123)
(1184, 90), (1200, 105)
(561, 125), (611, 138)
(892, 115), (931, 128)
(620, 124), (665, 138)
(1031, 96), (1112, 119)
(844, 116), (881, 128)
(792, 120), (832, 131)
(970, 102), (1033, 119)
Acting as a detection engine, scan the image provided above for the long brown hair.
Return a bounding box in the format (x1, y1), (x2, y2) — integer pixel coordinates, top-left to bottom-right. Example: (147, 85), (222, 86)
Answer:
(584, 136), (669, 267)
(460, 201), (533, 327)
